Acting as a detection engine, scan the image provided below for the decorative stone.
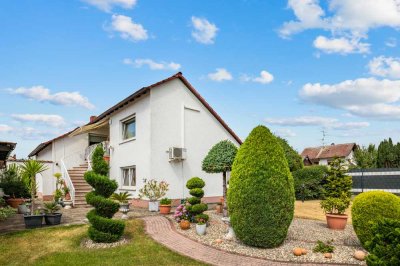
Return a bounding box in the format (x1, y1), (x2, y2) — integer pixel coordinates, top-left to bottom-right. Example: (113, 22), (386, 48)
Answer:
(301, 248), (308, 255)
(215, 239), (223, 244)
(293, 248), (303, 256)
(221, 216), (236, 241)
(354, 250), (366, 261)
(324, 253), (332, 259)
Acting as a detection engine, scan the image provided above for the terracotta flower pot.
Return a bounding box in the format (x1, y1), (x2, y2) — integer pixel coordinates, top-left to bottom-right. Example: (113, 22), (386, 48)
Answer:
(180, 220), (190, 230)
(6, 198), (24, 208)
(215, 204), (222, 213)
(326, 213), (348, 230)
(159, 205), (171, 214)
(103, 156), (110, 163)
(64, 193), (71, 201)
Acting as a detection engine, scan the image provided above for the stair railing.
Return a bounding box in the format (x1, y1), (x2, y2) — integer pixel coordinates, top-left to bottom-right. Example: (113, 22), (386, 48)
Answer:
(60, 159), (76, 206)
(86, 141), (109, 171)
(60, 152), (86, 207)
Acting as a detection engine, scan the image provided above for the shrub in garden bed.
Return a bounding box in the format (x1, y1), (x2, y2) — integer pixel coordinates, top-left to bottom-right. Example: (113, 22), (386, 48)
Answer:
(352, 191), (400, 249)
(366, 218), (400, 266)
(186, 177), (208, 222)
(0, 206), (16, 221)
(293, 165), (328, 200)
(85, 145), (124, 243)
(228, 125), (295, 248)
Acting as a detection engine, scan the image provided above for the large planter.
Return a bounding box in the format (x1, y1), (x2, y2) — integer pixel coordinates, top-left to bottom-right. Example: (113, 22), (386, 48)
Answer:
(24, 214), (44, 229)
(6, 198), (24, 208)
(18, 204), (29, 214)
(44, 213), (62, 225)
(180, 220), (190, 230)
(196, 223), (206, 235)
(326, 213), (348, 230)
(119, 203), (130, 211)
(159, 204), (171, 214)
(148, 201), (159, 212)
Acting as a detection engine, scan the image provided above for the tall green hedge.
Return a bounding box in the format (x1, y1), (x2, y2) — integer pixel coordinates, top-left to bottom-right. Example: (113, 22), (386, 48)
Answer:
(227, 125), (295, 248)
(293, 165), (328, 200)
(85, 145), (124, 243)
(352, 191), (400, 249)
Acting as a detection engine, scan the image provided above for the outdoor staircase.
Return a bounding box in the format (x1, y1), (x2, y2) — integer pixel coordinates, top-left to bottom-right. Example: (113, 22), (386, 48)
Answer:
(68, 163), (92, 208)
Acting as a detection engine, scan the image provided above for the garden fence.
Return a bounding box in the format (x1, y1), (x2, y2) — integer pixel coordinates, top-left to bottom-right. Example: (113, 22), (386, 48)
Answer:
(347, 168), (400, 195)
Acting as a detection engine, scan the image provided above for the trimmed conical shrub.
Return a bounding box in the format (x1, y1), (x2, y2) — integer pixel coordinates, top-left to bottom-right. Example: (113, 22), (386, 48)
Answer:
(186, 177), (208, 222)
(85, 146), (125, 243)
(227, 125), (295, 248)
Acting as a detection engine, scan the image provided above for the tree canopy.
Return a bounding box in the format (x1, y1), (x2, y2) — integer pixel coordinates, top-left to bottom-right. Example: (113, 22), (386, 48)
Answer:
(277, 137), (303, 172)
(202, 140), (238, 173)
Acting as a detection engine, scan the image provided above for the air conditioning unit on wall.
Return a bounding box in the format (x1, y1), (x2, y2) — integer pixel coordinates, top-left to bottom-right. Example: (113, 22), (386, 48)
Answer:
(169, 147), (186, 161)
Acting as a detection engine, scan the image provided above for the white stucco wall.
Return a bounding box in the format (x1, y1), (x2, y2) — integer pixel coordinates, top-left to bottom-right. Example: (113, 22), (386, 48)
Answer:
(107, 79), (240, 199)
(108, 94), (152, 195)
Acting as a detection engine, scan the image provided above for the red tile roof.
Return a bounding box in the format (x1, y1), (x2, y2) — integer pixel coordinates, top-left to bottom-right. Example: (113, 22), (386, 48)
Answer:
(29, 72), (242, 157)
(301, 143), (357, 160)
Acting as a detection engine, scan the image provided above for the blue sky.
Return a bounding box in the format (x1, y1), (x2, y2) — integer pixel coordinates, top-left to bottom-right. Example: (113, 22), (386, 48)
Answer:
(1, 0), (400, 157)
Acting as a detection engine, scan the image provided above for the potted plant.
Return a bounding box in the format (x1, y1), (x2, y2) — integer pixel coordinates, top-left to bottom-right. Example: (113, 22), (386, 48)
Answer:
(215, 202), (222, 213)
(0, 164), (30, 209)
(20, 160), (48, 229)
(138, 179), (169, 212)
(196, 218), (207, 235)
(159, 198), (172, 214)
(111, 191), (132, 211)
(44, 201), (62, 225)
(320, 158), (352, 230)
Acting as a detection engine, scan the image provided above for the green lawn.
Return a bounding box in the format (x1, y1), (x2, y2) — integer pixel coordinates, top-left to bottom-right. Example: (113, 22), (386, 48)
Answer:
(0, 219), (206, 266)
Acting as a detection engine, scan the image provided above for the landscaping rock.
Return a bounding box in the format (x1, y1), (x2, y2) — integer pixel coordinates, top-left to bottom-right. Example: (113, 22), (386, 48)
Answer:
(81, 237), (129, 249)
(324, 253), (333, 259)
(293, 248), (303, 256)
(354, 250), (366, 261)
(301, 248), (308, 255)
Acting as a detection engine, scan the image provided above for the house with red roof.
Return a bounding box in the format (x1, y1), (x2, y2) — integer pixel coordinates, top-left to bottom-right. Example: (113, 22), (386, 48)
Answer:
(29, 73), (241, 207)
(301, 143), (357, 166)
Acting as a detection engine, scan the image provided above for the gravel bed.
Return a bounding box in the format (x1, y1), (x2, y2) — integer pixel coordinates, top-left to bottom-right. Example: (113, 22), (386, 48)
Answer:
(170, 211), (367, 265)
(81, 236), (130, 249)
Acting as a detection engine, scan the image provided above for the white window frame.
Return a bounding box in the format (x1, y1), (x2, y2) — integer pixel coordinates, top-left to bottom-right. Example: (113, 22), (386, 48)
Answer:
(120, 114), (136, 143)
(121, 166), (136, 190)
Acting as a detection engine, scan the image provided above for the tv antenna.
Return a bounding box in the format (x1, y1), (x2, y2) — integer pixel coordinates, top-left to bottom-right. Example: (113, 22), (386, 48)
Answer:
(321, 130), (327, 147)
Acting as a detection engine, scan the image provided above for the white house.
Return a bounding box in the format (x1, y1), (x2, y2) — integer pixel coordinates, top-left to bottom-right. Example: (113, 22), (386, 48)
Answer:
(29, 73), (242, 207)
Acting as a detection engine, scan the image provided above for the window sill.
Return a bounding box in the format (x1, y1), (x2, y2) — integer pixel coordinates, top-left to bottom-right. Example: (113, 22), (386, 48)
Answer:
(119, 137), (136, 145)
(120, 187), (136, 191)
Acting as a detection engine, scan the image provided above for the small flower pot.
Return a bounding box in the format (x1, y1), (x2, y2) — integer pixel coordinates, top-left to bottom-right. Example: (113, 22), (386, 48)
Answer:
(326, 213), (348, 230)
(159, 204), (171, 214)
(18, 204), (29, 214)
(180, 220), (190, 230)
(103, 156), (110, 163)
(6, 198), (24, 208)
(148, 201), (159, 212)
(64, 200), (73, 209)
(196, 223), (206, 235)
(119, 203), (130, 211)
(44, 213), (62, 225)
(215, 204), (222, 214)
(24, 214), (44, 229)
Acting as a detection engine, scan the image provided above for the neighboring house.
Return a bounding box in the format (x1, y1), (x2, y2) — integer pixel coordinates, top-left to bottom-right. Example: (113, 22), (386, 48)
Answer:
(301, 143), (357, 166)
(29, 73), (242, 207)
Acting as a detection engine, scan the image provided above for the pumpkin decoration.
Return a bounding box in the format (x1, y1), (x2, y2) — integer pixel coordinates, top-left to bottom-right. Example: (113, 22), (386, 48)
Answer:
(180, 220), (190, 230)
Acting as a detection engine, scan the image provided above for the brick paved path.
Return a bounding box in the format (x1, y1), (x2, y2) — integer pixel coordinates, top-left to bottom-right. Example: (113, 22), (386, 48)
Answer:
(143, 216), (322, 266)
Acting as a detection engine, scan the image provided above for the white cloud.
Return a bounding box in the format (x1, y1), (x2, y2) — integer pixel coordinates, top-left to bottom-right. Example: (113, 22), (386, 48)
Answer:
(241, 70), (274, 84)
(0, 124), (12, 133)
(265, 116), (369, 130)
(11, 114), (66, 127)
(368, 56), (400, 79)
(16, 127), (51, 140)
(313, 35), (370, 54)
(82, 0), (136, 12)
(280, 0), (400, 54)
(110, 14), (148, 42)
(123, 58), (181, 71)
(191, 16), (218, 44)
(300, 78), (400, 119)
(6, 85), (95, 109)
(275, 128), (297, 137)
(208, 68), (233, 82)
(385, 38), (397, 47)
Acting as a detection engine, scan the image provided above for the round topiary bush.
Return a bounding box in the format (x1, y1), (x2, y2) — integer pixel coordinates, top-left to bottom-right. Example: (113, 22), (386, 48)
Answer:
(352, 191), (400, 249)
(85, 146), (125, 243)
(186, 177), (208, 222)
(228, 125), (295, 248)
